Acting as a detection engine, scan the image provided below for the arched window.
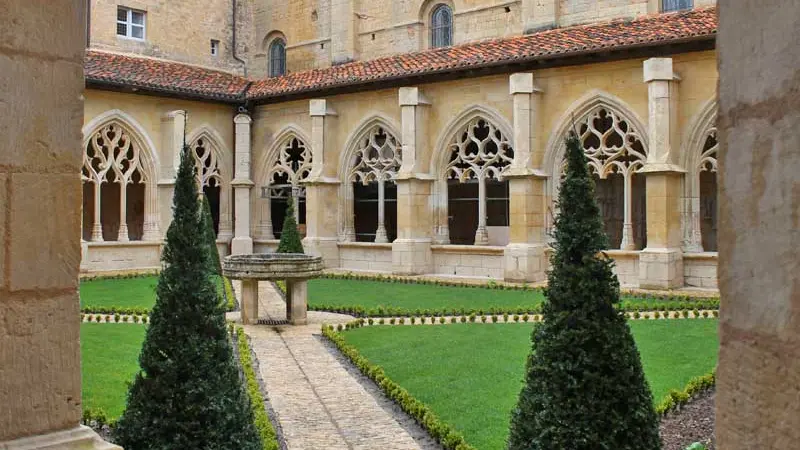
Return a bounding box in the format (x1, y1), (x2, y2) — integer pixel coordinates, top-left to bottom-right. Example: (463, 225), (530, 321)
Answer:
(431, 4), (453, 48)
(269, 38), (286, 77)
(445, 118), (513, 245)
(82, 123), (147, 242)
(696, 128), (718, 251)
(191, 137), (224, 235)
(567, 107), (648, 250)
(346, 126), (401, 243)
(266, 137), (312, 239)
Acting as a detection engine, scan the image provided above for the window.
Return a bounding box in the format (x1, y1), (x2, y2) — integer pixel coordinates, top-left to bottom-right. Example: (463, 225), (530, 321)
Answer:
(269, 39), (286, 77)
(116, 7), (145, 40)
(264, 137), (312, 239)
(431, 4), (453, 48)
(210, 39), (220, 56)
(662, 0), (693, 12)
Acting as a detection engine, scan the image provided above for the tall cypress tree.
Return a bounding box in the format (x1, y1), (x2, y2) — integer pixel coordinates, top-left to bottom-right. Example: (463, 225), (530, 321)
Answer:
(200, 194), (222, 275)
(114, 145), (261, 450)
(507, 134), (661, 450)
(276, 198), (304, 254)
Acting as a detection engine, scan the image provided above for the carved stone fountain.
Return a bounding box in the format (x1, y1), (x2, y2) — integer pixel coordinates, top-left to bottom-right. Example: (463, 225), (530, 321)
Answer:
(223, 253), (323, 325)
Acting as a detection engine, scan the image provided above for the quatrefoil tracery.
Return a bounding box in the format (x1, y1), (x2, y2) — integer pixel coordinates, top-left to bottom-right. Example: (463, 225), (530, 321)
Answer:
(446, 118), (513, 182)
(576, 108), (647, 179)
(82, 123), (146, 186)
(349, 126), (401, 185)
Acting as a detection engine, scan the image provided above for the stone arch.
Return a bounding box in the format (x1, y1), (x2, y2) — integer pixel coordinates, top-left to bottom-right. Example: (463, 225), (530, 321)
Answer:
(338, 114), (403, 242)
(186, 125), (233, 240)
(254, 124), (314, 240)
(81, 109), (161, 242)
(430, 104), (513, 245)
(680, 98), (718, 252)
(542, 90), (650, 249)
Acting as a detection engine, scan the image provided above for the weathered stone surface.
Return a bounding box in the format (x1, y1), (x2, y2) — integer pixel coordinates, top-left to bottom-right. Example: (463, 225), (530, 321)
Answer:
(223, 253), (323, 280)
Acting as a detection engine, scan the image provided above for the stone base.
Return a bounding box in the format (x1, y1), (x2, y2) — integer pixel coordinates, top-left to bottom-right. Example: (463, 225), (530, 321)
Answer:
(301, 237), (340, 268)
(639, 248), (684, 289)
(392, 239), (432, 275)
(503, 243), (548, 283)
(285, 279), (308, 325)
(0, 426), (121, 449)
(240, 279), (259, 325)
(230, 236), (253, 256)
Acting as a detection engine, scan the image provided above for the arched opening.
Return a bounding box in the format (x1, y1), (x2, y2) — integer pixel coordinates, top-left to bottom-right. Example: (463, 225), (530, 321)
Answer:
(431, 4), (453, 48)
(445, 118), (512, 246)
(698, 129), (718, 252)
(191, 137), (224, 236)
(265, 136), (311, 239)
(345, 125), (401, 243)
(269, 38), (286, 77)
(81, 122), (149, 242)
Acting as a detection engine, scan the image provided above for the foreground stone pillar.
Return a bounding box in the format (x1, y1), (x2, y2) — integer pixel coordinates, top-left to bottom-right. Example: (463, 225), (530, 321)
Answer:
(302, 99), (340, 267)
(231, 113), (254, 255)
(240, 280), (259, 325)
(639, 58), (685, 289)
(393, 87), (433, 275)
(504, 73), (548, 283)
(716, 1), (800, 448)
(0, 1), (120, 448)
(285, 280), (309, 325)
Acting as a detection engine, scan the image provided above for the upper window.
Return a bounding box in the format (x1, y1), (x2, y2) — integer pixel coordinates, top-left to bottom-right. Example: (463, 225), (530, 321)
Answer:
(210, 39), (220, 57)
(662, 0), (693, 12)
(431, 4), (453, 48)
(116, 7), (145, 40)
(269, 39), (287, 77)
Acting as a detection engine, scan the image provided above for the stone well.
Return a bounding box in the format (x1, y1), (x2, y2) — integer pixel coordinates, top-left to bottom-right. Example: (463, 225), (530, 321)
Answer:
(223, 253), (323, 325)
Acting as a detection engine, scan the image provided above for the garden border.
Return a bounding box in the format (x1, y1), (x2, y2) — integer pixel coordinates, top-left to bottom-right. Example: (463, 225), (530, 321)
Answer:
(234, 325), (281, 450)
(655, 371), (716, 416)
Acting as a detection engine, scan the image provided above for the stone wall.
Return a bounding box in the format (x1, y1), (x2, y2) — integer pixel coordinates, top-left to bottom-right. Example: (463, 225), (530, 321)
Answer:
(338, 243), (394, 272)
(716, 0), (800, 447)
(432, 246), (505, 278)
(683, 253), (717, 289)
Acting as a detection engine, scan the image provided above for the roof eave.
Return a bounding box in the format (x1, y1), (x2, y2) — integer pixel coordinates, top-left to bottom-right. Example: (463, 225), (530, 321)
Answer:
(85, 77), (247, 105)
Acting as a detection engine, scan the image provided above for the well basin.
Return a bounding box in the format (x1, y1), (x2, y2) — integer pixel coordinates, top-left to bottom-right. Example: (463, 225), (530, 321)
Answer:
(223, 253), (323, 280)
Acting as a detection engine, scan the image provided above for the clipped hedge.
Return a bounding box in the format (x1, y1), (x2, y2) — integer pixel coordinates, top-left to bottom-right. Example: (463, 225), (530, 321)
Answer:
(81, 306), (151, 316)
(322, 324), (476, 450)
(223, 276), (236, 311)
(236, 327), (280, 450)
(80, 272), (159, 282)
(655, 371), (716, 416)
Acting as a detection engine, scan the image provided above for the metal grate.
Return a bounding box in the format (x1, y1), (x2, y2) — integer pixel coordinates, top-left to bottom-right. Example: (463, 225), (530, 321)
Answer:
(257, 318), (289, 326)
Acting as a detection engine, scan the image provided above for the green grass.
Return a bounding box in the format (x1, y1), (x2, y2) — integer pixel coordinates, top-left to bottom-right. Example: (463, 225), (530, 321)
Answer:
(79, 275), (226, 310)
(342, 319), (719, 450)
(81, 323), (146, 419)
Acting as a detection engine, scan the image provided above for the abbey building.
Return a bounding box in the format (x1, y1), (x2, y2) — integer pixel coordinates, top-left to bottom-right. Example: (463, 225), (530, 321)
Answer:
(81, 0), (719, 290)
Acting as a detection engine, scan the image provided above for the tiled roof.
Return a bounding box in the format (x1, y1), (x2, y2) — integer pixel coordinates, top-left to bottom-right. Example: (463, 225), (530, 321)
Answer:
(84, 51), (251, 101)
(84, 7), (716, 103)
(247, 7), (716, 100)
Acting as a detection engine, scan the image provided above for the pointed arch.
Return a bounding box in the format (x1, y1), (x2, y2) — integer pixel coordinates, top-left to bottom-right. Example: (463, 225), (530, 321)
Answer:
(186, 125), (233, 239)
(254, 124), (313, 240)
(338, 114), (403, 243)
(431, 104), (514, 246)
(680, 98), (718, 252)
(81, 109), (160, 242)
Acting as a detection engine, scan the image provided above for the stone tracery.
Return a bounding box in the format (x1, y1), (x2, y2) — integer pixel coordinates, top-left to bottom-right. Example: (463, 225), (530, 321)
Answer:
(264, 136), (313, 238)
(189, 134), (230, 237)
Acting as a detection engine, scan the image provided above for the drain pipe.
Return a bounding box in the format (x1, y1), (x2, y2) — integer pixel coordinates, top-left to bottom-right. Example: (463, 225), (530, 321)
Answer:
(232, 0), (247, 77)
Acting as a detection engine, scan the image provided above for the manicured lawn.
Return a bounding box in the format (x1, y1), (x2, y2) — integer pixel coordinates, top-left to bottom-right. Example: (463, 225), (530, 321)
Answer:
(79, 275), (226, 310)
(342, 319), (719, 450)
(81, 323), (146, 418)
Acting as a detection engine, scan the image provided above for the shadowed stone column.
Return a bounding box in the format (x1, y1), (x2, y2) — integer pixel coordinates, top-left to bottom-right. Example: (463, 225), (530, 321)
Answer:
(639, 57), (685, 289)
(504, 73), (548, 283)
(231, 113), (254, 255)
(716, 1), (800, 448)
(240, 280), (259, 325)
(393, 87), (434, 275)
(302, 99), (340, 267)
(157, 110), (186, 240)
(0, 1), (119, 448)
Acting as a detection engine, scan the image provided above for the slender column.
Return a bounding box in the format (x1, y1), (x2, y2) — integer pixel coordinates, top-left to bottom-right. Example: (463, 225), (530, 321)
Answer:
(117, 183), (129, 241)
(231, 113), (254, 255)
(639, 57), (685, 289)
(475, 176), (489, 245)
(504, 73), (548, 282)
(375, 179), (388, 243)
(683, 195), (704, 252)
(343, 184), (356, 242)
(303, 99), (340, 266)
(91, 183), (103, 241)
(433, 180), (450, 244)
(255, 191), (274, 240)
(620, 172), (635, 250)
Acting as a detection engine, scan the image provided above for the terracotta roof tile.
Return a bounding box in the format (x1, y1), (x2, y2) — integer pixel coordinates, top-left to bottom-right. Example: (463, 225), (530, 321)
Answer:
(247, 7), (716, 100)
(84, 51), (250, 101)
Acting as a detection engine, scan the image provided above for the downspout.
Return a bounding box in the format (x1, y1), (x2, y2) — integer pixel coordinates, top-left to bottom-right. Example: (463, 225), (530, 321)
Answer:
(232, 0), (248, 77)
(86, 0), (91, 48)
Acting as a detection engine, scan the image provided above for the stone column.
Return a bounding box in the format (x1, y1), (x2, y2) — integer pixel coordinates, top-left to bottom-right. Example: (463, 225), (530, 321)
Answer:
(716, 1), (800, 448)
(638, 57), (685, 289)
(393, 87), (434, 275)
(504, 73), (548, 283)
(521, 0), (559, 33)
(231, 113), (254, 255)
(302, 99), (340, 267)
(240, 280), (259, 325)
(285, 280), (309, 325)
(0, 1), (120, 448)
(157, 110), (186, 239)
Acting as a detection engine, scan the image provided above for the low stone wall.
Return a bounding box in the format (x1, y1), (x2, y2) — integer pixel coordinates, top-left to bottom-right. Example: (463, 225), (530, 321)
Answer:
(338, 242), (393, 272)
(684, 253), (718, 289)
(606, 250), (641, 288)
(81, 241), (162, 273)
(431, 245), (505, 279)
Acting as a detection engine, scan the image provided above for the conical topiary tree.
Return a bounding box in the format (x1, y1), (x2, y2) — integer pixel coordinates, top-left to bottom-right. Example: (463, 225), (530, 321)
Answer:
(507, 133), (661, 450)
(200, 194), (222, 275)
(114, 145), (262, 450)
(276, 198), (304, 254)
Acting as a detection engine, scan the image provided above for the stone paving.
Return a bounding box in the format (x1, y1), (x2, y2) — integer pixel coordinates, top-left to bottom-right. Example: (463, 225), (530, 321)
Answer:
(232, 281), (436, 450)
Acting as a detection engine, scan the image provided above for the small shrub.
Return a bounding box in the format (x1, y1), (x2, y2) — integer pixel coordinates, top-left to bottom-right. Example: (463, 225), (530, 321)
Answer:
(492, 315), (498, 323)
(337, 324), (343, 331)
(389, 318), (396, 325)
(681, 310), (689, 318)
(469, 313), (476, 323)
(398, 318), (405, 325)
(368, 318), (374, 325)
(114, 314), (121, 323)
(450, 317), (457, 324)
(633, 311), (640, 319)
(503, 313), (509, 322)
(712, 310), (719, 318)
(410, 317), (416, 325)
(481, 315), (488, 323)
(439, 317), (446, 324)
(522, 314), (529, 322)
